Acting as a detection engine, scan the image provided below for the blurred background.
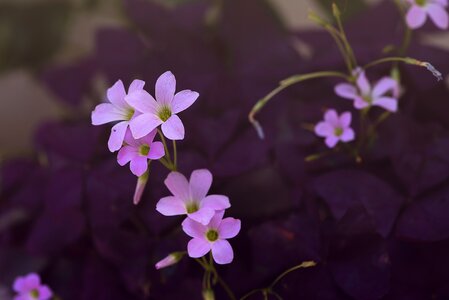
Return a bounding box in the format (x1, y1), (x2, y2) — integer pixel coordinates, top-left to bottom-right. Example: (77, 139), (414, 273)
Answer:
(4, 0), (449, 158)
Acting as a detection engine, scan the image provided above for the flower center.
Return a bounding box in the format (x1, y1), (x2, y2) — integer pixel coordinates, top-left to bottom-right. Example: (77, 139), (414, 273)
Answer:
(126, 108), (135, 120)
(334, 127), (343, 137)
(416, 0), (426, 6)
(30, 289), (39, 299)
(139, 144), (150, 156)
(186, 201), (199, 214)
(206, 229), (219, 242)
(158, 106), (172, 122)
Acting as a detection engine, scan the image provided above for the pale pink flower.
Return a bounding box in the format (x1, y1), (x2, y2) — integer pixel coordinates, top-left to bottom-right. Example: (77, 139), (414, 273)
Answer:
(133, 170), (149, 205)
(91, 79), (145, 152)
(13, 273), (52, 300)
(117, 129), (164, 177)
(335, 70), (399, 112)
(182, 211), (241, 265)
(156, 169), (230, 225)
(126, 71), (199, 140)
(315, 109), (355, 148)
(406, 0), (448, 29)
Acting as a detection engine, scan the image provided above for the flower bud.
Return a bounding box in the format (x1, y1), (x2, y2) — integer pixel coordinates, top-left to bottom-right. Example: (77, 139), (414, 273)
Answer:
(202, 288), (215, 300)
(155, 252), (185, 270)
(133, 171), (149, 205)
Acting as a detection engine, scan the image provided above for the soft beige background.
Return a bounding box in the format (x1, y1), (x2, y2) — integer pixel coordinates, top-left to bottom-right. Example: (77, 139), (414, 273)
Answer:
(0, 0), (447, 160)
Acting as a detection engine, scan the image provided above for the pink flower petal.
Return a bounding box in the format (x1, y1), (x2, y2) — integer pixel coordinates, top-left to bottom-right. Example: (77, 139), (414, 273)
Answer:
(189, 169), (212, 201)
(125, 90), (158, 114)
(91, 103), (127, 125)
(334, 83), (357, 99)
(108, 121), (128, 152)
(340, 128), (355, 142)
(324, 109), (339, 127)
(433, 0), (448, 6)
(156, 71), (176, 106)
(140, 129), (157, 146)
(353, 97), (370, 110)
(218, 218), (241, 239)
(339, 112), (352, 128)
(372, 77), (398, 98)
(427, 3), (449, 29)
(373, 97), (398, 112)
(315, 122), (333, 137)
(188, 207), (216, 225)
(211, 240), (234, 264)
(129, 113), (163, 139)
(156, 196), (187, 216)
(24, 273), (40, 290)
(208, 210), (225, 229)
(117, 145), (138, 166)
(164, 171), (190, 200)
(201, 195), (231, 211)
(38, 286), (52, 299)
(182, 217), (207, 238)
(161, 115), (185, 140)
(107, 80), (127, 108)
(406, 5), (427, 29)
(123, 129), (139, 147)
(130, 156), (148, 176)
(325, 135), (339, 148)
(147, 142), (165, 160)
(128, 79), (145, 94)
(13, 277), (26, 292)
(356, 71), (371, 96)
(172, 90), (199, 114)
(187, 238), (211, 258)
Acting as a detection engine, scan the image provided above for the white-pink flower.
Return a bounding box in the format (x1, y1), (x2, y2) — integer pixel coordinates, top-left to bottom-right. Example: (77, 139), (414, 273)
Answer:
(91, 79), (145, 152)
(126, 71), (199, 141)
(156, 169), (230, 225)
(117, 129), (165, 177)
(315, 109), (355, 148)
(335, 70), (399, 112)
(182, 210), (241, 264)
(406, 0), (448, 30)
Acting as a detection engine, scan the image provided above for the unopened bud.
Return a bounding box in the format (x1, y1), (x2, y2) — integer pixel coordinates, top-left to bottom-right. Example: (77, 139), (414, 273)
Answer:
(202, 288), (215, 300)
(155, 252), (185, 270)
(133, 171), (149, 205)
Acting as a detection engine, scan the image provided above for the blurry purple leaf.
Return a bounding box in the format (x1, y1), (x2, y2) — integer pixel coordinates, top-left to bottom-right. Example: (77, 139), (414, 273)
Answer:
(314, 170), (404, 237)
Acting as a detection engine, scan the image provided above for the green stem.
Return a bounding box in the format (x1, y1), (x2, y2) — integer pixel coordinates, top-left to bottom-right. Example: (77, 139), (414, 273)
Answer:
(248, 71), (349, 139)
(332, 3), (357, 69)
(268, 261), (316, 290)
(172, 140), (178, 171)
(158, 129), (172, 162)
(240, 289), (265, 300)
(362, 56), (425, 70)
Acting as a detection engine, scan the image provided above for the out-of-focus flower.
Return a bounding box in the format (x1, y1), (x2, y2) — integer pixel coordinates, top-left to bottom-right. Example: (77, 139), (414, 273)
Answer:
(315, 109), (355, 148)
(182, 211), (241, 264)
(13, 273), (52, 300)
(406, 0), (448, 30)
(117, 129), (164, 176)
(156, 169), (230, 225)
(126, 71), (199, 140)
(155, 252), (186, 270)
(91, 79), (145, 152)
(335, 70), (399, 112)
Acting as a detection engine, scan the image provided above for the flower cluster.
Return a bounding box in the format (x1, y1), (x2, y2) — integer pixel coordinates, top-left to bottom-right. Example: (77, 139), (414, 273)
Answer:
(91, 71), (199, 203)
(156, 169), (241, 265)
(314, 68), (399, 149)
(13, 273), (52, 300)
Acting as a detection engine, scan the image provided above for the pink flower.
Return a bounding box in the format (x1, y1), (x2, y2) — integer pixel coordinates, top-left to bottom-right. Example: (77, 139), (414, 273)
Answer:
(117, 129), (165, 177)
(182, 210), (241, 264)
(91, 79), (145, 152)
(13, 273), (52, 300)
(406, 0), (448, 29)
(335, 70), (399, 112)
(155, 252), (185, 270)
(126, 71), (199, 140)
(156, 169), (230, 225)
(315, 109), (355, 148)
(133, 171), (149, 205)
